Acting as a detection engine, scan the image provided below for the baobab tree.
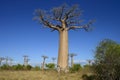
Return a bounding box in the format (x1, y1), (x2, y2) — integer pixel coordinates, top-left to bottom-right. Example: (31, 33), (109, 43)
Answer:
(69, 53), (77, 67)
(0, 57), (5, 66)
(41, 55), (48, 70)
(9, 58), (13, 66)
(87, 59), (92, 65)
(34, 4), (93, 72)
(23, 55), (30, 66)
(5, 57), (9, 65)
(52, 57), (56, 63)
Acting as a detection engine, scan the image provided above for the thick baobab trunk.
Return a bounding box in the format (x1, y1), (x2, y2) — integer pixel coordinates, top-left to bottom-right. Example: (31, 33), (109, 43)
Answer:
(57, 29), (68, 71)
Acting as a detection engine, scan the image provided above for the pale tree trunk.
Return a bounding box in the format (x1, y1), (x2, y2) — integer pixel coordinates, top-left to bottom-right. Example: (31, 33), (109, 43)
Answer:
(71, 57), (74, 67)
(57, 29), (68, 71)
(42, 58), (45, 70)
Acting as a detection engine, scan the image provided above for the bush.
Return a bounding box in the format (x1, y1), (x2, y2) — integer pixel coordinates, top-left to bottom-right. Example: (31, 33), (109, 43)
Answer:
(46, 63), (55, 69)
(12, 64), (24, 70)
(69, 64), (81, 73)
(25, 65), (32, 70)
(93, 39), (120, 80)
(0, 64), (11, 70)
(0, 64), (33, 71)
(82, 74), (96, 80)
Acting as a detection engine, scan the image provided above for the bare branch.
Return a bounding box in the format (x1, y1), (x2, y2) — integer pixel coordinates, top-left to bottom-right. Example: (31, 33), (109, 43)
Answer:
(52, 4), (66, 22)
(63, 5), (79, 21)
(67, 20), (95, 31)
(34, 9), (61, 31)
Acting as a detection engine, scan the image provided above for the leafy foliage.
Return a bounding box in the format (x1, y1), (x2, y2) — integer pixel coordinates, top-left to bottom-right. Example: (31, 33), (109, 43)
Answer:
(0, 64), (11, 70)
(12, 64), (24, 70)
(93, 39), (120, 80)
(25, 65), (32, 70)
(69, 64), (82, 73)
(46, 63), (55, 69)
(0, 64), (33, 70)
(82, 74), (96, 80)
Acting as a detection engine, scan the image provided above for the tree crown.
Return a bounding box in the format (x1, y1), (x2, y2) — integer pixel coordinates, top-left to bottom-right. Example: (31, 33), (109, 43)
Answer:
(33, 4), (94, 32)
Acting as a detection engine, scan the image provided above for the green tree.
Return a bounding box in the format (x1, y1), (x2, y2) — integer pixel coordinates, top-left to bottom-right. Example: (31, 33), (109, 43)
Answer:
(34, 4), (93, 72)
(93, 39), (120, 80)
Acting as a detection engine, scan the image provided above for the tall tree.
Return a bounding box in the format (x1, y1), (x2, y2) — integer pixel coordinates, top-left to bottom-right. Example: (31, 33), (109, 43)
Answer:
(34, 4), (93, 72)
(41, 55), (48, 70)
(69, 53), (77, 67)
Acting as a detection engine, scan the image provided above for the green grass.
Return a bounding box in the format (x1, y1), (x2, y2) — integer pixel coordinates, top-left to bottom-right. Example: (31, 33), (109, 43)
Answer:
(0, 69), (92, 80)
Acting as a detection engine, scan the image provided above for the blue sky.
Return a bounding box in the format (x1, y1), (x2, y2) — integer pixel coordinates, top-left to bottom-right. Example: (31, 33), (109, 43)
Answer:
(0, 0), (120, 65)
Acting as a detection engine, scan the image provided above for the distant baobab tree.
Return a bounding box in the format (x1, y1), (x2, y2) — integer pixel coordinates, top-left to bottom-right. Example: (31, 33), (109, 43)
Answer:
(69, 53), (77, 67)
(41, 55), (48, 70)
(23, 55), (30, 66)
(9, 58), (13, 66)
(34, 4), (93, 72)
(52, 57), (56, 63)
(0, 57), (5, 66)
(5, 57), (9, 65)
(87, 59), (92, 65)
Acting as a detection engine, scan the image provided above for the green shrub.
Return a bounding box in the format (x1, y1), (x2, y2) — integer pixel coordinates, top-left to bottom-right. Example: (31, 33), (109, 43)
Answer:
(25, 65), (32, 70)
(93, 39), (120, 80)
(46, 63), (55, 69)
(12, 64), (24, 70)
(0, 64), (11, 70)
(82, 74), (96, 80)
(69, 64), (81, 73)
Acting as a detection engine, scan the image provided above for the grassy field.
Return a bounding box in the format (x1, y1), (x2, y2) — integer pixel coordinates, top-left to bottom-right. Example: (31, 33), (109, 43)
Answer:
(0, 70), (91, 80)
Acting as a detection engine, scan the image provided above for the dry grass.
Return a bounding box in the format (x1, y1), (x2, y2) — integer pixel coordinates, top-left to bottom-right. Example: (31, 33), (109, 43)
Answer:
(0, 70), (91, 80)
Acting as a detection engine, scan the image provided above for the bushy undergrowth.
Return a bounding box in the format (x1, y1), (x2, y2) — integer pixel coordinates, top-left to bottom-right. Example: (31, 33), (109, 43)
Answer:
(69, 64), (82, 73)
(46, 63), (55, 69)
(0, 64), (34, 71)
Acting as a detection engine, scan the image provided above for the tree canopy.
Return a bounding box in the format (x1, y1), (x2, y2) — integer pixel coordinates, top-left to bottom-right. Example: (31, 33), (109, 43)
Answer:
(33, 4), (94, 32)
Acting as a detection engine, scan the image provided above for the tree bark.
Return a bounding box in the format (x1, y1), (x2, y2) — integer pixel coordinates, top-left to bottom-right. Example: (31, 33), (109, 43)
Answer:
(57, 29), (68, 71)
